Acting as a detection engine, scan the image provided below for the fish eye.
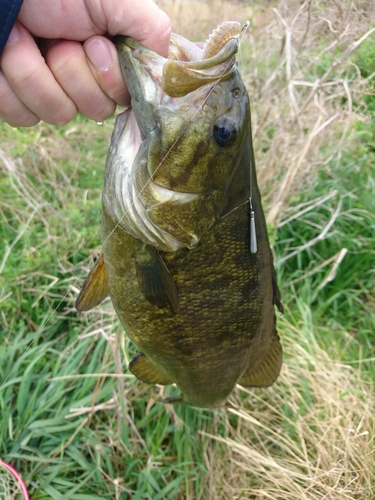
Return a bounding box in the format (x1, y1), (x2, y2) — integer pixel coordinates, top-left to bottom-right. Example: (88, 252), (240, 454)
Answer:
(232, 88), (241, 99)
(213, 115), (238, 149)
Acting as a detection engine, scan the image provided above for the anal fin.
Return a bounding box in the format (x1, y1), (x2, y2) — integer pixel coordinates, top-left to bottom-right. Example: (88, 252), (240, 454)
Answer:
(76, 255), (109, 312)
(129, 353), (172, 385)
(239, 332), (282, 387)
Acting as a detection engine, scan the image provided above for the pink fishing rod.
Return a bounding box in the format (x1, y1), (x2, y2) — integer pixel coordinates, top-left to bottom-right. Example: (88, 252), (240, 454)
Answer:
(0, 460), (29, 499)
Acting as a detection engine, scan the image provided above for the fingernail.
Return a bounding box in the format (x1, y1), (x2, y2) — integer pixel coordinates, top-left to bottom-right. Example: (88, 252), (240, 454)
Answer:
(86, 38), (113, 72)
(6, 24), (20, 47)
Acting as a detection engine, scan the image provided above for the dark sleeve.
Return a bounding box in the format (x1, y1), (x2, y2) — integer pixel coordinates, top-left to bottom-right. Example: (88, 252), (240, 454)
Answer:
(0, 0), (24, 54)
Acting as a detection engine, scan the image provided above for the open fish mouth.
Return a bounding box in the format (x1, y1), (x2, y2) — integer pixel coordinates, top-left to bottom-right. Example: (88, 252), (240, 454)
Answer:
(103, 22), (247, 252)
(126, 21), (244, 100)
(77, 21), (284, 409)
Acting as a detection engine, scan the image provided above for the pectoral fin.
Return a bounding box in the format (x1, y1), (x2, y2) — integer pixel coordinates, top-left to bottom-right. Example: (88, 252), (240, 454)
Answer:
(129, 353), (172, 385)
(75, 255), (109, 312)
(239, 332), (282, 387)
(135, 244), (180, 313)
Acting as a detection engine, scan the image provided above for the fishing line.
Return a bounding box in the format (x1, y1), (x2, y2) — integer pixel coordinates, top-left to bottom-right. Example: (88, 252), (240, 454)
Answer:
(1, 24), (250, 391)
(240, 21), (251, 46)
(102, 21), (251, 250)
(236, 20), (250, 74)
(249, 159), (257, 254)
(221, 199), (249, 220)
(100, 30), (247, 251)
(219, 20), (257, 252)
(237, 21), (257, 253)
(1, 78), (218, 391)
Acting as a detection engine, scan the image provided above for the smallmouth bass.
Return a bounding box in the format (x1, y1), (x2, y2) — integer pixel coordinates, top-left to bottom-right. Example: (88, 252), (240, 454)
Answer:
(76, 22), (284, 409)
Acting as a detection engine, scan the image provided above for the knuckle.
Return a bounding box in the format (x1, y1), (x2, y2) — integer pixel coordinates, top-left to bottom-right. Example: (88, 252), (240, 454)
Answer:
(16, 115), (41, 127)
(6, 64), (40, 91)
(47, 103), (77, 125)
(0, 77), (39, 126)
(0, 109), (40, 127)
(158, 11), (172, 41)
(151, 10), (172, 52)
(86, 99), (116, 122)
(47, 43), (83, 76)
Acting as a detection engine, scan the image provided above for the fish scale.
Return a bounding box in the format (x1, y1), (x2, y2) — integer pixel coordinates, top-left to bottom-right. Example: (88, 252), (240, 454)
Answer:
(76, 22), (283, 409)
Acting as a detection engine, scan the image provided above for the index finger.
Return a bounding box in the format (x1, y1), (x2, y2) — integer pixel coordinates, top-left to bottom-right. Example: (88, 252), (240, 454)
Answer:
(97, 0), (171, 57)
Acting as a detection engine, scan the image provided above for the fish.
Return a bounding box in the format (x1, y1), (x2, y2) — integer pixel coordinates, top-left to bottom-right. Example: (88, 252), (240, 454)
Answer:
(76, 22), (284, 409)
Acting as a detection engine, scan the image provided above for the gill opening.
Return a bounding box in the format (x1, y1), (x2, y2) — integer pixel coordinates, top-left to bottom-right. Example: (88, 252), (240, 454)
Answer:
(101, 22), (252, 253)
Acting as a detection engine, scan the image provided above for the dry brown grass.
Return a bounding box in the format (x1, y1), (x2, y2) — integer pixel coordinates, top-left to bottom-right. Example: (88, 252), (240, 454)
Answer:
(199, 314), (375, 499)
(1, 1), (374, 499)
(155, 1), (375, 498)
(157, 0), (274, 40)
(159, 0), (375, 225)
(0, 121), (112, 326)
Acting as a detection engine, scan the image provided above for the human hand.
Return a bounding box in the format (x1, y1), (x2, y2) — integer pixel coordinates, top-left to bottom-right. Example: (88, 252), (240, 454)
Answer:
(0, 0), (171, 127)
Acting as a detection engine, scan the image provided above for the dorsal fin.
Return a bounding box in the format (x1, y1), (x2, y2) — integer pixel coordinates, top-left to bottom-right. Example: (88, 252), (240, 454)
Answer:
(75, 255), (109, 312)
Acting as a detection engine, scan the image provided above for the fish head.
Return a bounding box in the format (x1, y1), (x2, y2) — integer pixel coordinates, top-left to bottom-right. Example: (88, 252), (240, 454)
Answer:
(104, 23), (251, 252)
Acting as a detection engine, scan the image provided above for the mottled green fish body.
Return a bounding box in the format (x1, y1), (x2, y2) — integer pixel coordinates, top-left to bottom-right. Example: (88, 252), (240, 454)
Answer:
(76, 22), (283, 409)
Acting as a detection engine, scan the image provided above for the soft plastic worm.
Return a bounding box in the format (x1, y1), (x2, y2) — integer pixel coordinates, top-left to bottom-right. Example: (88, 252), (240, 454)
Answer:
(202, 21), (242, 59)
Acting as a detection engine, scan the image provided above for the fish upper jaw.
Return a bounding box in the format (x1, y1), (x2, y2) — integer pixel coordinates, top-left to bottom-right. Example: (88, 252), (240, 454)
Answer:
(115, 21), (242, 125)
(104, 24), (247, 252)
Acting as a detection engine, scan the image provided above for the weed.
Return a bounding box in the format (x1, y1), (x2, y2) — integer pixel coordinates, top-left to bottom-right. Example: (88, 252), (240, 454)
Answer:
(1, 1), (375, 498)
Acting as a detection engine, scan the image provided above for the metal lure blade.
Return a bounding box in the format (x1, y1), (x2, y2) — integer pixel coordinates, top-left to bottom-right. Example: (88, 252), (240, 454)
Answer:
(250, 209), (257, 254)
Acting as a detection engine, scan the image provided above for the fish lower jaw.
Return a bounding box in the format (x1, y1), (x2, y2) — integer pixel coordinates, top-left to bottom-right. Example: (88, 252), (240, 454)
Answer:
(145, 177), (201, 206)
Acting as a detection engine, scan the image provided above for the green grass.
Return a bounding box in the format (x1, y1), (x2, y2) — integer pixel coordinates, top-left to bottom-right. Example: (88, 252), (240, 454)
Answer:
(275, 117), (375, 375)
(0, 319), (215, 498)
(1, 118), (374, 498)
(0, 118), (218, 499)
(1, 2), (375, 498)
